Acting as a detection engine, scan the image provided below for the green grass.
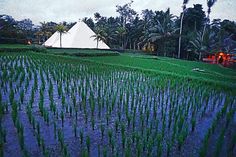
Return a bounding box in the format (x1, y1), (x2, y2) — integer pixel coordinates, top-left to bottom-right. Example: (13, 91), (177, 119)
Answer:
(0, 44), (119, 56)
(0, 44), (31, 49)
(47, 48), (117, 54)
(81, 53), (236, 87)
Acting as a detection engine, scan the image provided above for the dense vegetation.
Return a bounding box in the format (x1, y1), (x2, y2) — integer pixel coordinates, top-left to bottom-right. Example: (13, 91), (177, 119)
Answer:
(0, 51), (235, 157)
(1, 1), (236, 60)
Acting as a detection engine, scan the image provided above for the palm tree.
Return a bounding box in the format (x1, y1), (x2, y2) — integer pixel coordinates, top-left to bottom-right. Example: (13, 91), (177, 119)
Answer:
(207, 0), (218, 22)
(103, 28), (115, 47)
(139, 28), (150, 50)
(35, 22), (53, 44)
(35, 31), (43, 44)
(91, 27), (107, 48)
(39, 22), (51, 42)
(147, 9), (178, 56)
(201, 0), (217, 41)
(56, 24), (67, 48)
(115, 26), (126, 49)
(189, 31), (207, 60)
(178, 0), (190, 58)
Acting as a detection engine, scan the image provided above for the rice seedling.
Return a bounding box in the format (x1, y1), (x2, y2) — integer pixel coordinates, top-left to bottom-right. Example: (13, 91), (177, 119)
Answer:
(191, 117), (196, 132)
(60, 110), (64, 127)
(79, 129), (84, 145)
(86, 135), (90, 153)
(20, 89), (24, 104)
(227, 133), (236, 157)
(103, 147), (107, 157)
(125, 138), (132, 157)
(69, 105), (73, 117)
(11, 100), (18, 124)
(121, 125), (126, 149)
(136, 142), (142, 157)
(166, 141), (172, 157)
(71, 123), (76, 138)
(214, 128), (226, 157)
(58, 129), (65, 150)
(9, 88), (14, 105)
(108, 129), (112, 144)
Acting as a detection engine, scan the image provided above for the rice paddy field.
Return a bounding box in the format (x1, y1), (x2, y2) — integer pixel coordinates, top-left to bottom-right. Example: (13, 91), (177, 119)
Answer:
(0, 50), (236, 157)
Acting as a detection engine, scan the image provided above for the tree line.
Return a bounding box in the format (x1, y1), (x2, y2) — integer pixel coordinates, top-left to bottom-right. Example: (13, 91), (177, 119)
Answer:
(0, 0), (236, 60)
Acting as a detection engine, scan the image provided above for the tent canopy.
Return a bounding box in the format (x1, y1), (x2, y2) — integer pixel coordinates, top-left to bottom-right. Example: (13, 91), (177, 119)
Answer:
(44, 21), (110, 49)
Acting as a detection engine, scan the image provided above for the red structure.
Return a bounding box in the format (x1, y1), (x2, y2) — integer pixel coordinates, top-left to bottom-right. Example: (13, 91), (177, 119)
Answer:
(203, 52), (236, 64)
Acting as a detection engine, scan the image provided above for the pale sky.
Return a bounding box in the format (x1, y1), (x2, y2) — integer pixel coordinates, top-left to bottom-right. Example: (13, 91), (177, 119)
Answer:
(0, 0), (235, 24)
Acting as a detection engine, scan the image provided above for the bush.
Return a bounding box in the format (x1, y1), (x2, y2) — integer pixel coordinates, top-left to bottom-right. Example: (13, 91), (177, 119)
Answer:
(31, 45), (48, 53)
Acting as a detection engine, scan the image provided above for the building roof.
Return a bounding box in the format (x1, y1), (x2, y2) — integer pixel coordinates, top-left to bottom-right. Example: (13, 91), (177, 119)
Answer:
(43, 21), (110, 49)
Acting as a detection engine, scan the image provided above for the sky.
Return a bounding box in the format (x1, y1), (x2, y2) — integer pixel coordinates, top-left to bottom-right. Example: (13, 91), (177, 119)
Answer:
(0, 0), (235, 24)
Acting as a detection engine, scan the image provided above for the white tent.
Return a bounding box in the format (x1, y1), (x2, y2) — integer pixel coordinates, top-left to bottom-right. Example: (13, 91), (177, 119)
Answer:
(43, 21), (110, 49)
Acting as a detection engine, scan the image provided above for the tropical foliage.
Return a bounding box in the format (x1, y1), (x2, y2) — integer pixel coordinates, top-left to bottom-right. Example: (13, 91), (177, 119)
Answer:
(56, 24), (67, 48)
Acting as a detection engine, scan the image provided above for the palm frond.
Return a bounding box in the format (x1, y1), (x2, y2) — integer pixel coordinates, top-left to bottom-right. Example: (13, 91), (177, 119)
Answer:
(183, 0), (189, 5)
